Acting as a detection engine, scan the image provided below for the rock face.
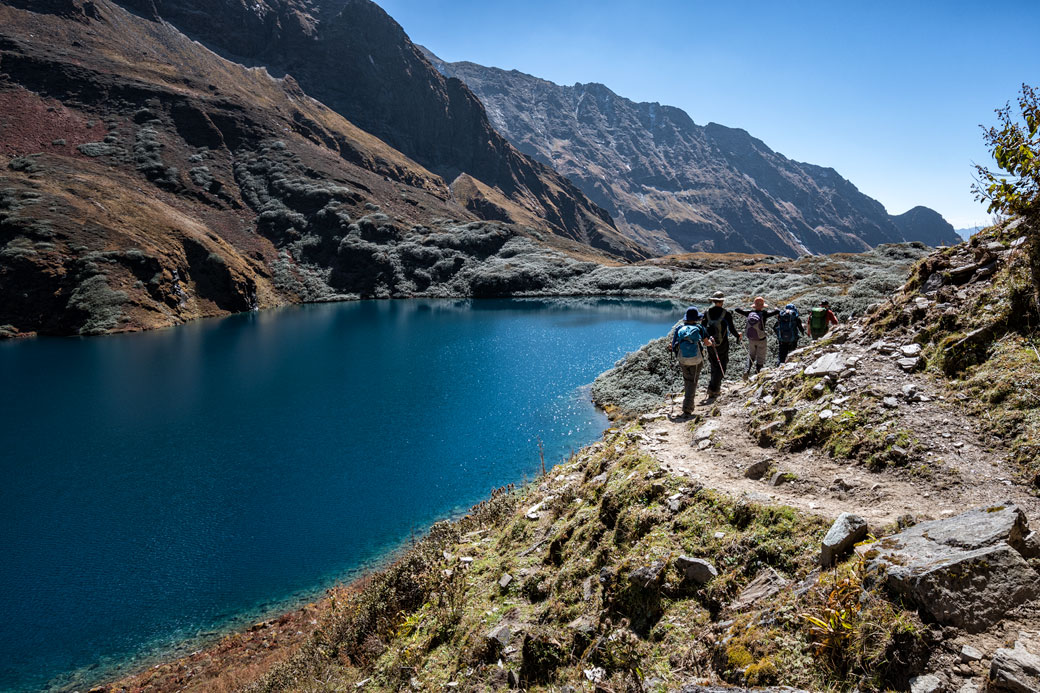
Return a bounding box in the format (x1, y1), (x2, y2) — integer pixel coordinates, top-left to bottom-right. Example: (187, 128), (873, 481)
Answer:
(860, 504), (1040, 632)
(425, 52), (960, 257)
(109, 0), (643, 260)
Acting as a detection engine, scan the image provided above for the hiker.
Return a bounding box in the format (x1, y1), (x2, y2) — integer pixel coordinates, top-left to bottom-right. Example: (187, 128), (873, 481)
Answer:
(774, 303), (806, 364)
(670, 306), (714, 416)
(701, 291), (741, 404)
(735, 296), (779, 378)
(808, 299), (839, 340)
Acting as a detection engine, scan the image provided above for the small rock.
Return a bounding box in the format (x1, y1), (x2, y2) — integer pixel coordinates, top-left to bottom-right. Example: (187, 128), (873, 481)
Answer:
(675, 556), (718, 585)
(769, 471), (789, 487)
(782, 407), (797, 423)
(898, 356), (922, 372)
(697, 439), (711, 450)
(955, 682), (981, 693)
(590, 472), (608, 485)
(960, 644), (983, 662)
(820, 513), (868, 567)
(757, 420), (784, 446)
(909, 674), (943, 693)
(901, 343), (924, 357)
(902, 383), (918, 398)
(819, 409), (834, 420)
(584, 667), (606, 683)
(499, 574), (513, 590)
(744, 459), (771, 480)
(713, 531), (726, 540)
(989, 641), (1040, 692)
(812, 382), (827, 396)
(883, 396), (900, 409)
(487, 623), (511, 649)
(805, 352), (846, 377)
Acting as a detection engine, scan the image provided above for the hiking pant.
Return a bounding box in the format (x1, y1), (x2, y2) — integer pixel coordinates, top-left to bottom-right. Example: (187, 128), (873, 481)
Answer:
(778, 340), (798, 365)
(680, 362), (703, 414)
(706, 341), (730, 396)
(746, 338), (767, 374)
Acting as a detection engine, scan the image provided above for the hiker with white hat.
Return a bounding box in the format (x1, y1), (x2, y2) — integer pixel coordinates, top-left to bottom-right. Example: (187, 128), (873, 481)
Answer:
(700, 291), (741, 404)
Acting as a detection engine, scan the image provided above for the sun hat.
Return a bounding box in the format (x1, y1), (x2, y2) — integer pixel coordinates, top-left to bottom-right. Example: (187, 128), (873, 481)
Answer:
(684, 306), (701, 322)
(710, 291), (725, 302)
(785, 303), (795, 310)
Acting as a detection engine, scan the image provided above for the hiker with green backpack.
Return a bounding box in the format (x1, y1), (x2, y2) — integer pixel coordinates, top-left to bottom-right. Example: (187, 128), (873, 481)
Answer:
(670, 306), (714, 417)
(701, 291), (741, 404)
(774, 303), (806, 364)
(735, 296), (779, 378)
(808, 299), (839, 340)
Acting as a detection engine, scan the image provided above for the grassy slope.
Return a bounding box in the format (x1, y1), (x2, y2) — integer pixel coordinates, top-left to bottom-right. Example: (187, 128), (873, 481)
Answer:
(866, 221), (1040, 483)
(237, 428), (923, 693)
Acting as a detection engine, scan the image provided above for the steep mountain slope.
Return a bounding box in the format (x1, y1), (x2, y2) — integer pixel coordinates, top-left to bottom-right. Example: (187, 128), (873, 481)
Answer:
(0, 0), (651, 338)
(425, 53), (961, 257)
(109, 0), (645, 260)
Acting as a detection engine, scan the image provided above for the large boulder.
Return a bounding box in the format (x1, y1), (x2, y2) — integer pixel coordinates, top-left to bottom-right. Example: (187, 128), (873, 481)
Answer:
(859, 504), (1039, 632)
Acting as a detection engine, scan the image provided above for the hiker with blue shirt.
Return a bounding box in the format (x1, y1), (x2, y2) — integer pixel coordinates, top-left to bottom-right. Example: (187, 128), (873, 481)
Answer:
(774, 303), (806, 364)
(670, 306), (714, 417)
(735, 296), (779, 378)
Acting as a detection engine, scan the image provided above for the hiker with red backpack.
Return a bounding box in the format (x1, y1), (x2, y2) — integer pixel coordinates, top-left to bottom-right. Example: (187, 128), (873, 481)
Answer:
(700, 291), (741, 404)
(670, 306), (714, 417)
(735, 296), (779, 378)
(774, 303), (806, 364)
(808, 299), (839, 340)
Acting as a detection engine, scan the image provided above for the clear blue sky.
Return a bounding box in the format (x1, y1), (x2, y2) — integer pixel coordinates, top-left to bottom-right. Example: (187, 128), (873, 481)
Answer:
(378, 0), (1040, 229)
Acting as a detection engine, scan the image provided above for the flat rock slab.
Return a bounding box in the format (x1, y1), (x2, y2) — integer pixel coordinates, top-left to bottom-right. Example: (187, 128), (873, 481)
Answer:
(990, 641), (1040, 692)
(728, 567), (789, 611)
(860, 504), (1039, 632)
(805, 352), (845, 377)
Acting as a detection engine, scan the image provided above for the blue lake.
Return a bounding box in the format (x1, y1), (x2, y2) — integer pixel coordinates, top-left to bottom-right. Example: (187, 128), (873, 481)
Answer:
(0, 297), (679, 692)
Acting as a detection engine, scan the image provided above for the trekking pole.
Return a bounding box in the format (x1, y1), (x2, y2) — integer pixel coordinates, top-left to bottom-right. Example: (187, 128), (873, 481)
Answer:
(709, 341), (726, 380)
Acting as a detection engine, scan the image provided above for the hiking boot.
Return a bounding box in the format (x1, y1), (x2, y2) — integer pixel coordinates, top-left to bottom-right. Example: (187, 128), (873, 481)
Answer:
(700, 394), (717, 405)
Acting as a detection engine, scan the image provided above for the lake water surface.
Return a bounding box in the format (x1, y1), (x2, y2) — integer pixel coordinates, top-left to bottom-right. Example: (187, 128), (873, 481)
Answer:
(0, 298), (678, 691)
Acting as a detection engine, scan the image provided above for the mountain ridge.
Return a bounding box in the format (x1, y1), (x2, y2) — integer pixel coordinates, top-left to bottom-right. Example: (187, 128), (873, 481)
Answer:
(424, 51), (961, 257)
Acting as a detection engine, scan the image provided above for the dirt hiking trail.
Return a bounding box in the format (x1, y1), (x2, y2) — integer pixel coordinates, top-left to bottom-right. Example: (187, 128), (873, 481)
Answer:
(634, 325), (1040, 529)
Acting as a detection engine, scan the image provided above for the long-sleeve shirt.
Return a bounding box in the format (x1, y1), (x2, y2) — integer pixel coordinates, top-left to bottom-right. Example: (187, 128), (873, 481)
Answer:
(735, 307), (779, 341)
(702, 306), (740, 345)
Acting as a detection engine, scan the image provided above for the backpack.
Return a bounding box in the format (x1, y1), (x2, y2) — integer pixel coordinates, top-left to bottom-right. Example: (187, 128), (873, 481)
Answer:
(705, 309), (725, 341)
(776, 308), (799, 343)
(809, 307), (829, 335)
(745, 312), (765, 341)
(675, 324), (705, 365)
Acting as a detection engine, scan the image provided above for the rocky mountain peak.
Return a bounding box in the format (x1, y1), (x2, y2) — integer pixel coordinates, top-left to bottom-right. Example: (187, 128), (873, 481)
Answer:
(427, 52), (961, 257)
